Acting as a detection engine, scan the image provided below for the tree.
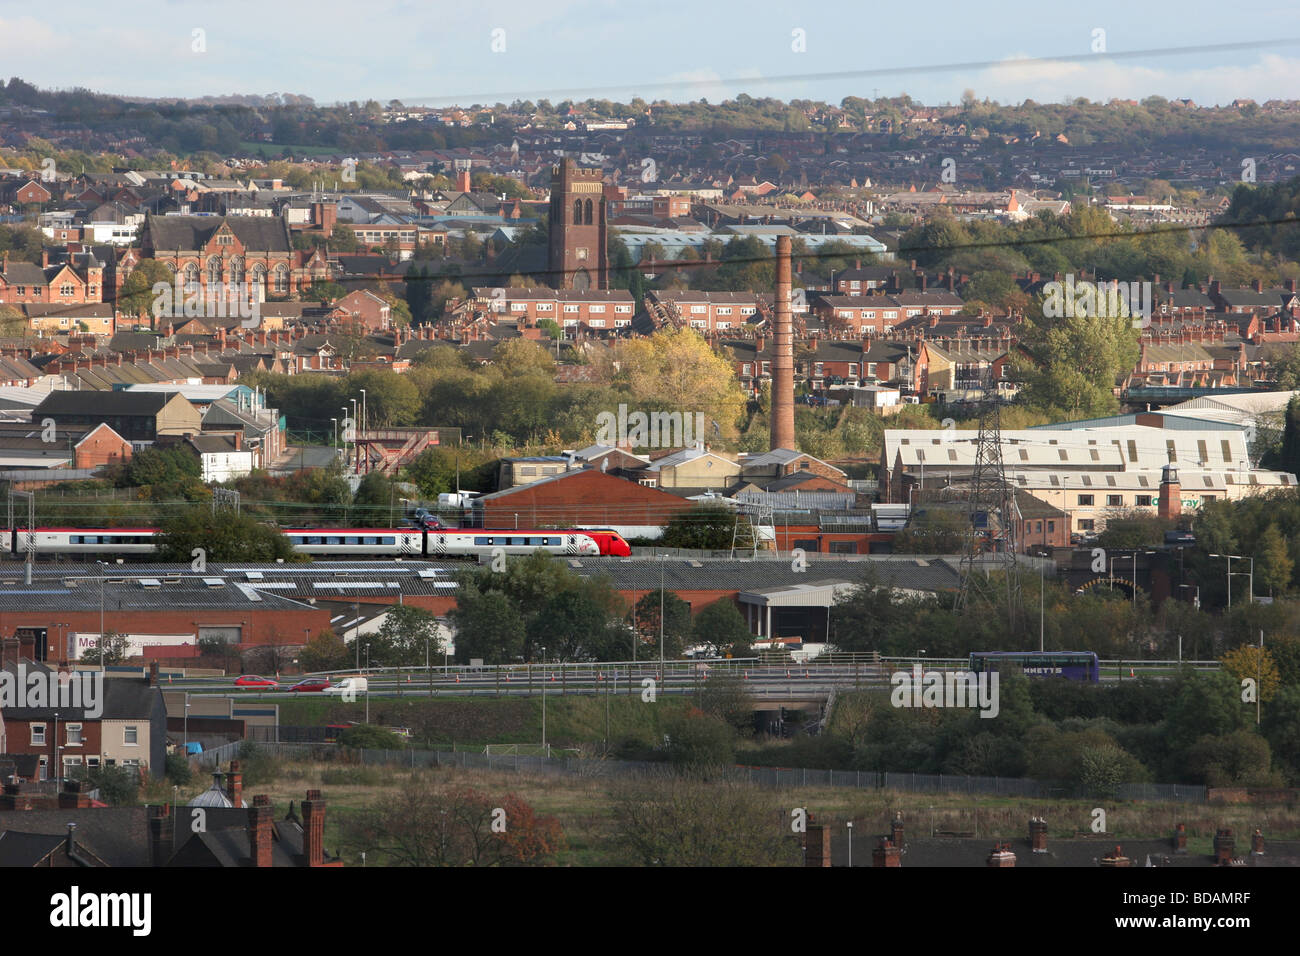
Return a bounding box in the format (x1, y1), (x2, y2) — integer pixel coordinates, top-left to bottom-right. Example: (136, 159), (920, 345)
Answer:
(663, 708), (736, 769)
(374, 605), (443, 666)
(155, 507), (300, 563)
(298, 631), (351, 672)
(1220, 645), (1281, 703)
(690, 600), (752, 657)
(608, 774), (800, 867)
(449, 588), (525, 664)
(632, 590), (691, 660)
(660, 504), (742, 550)
(116, 260), (175, 321)
(341, 778), (564, 866)
(610, 328), (746, 442)
(80, 631), (130, 665)
(1256, 523), (1293, 597)
(695, 673), (756, 735)
(1188, 731), (1279, 786)
(0, 305), (25, 337)
(893, 508), (968, 553)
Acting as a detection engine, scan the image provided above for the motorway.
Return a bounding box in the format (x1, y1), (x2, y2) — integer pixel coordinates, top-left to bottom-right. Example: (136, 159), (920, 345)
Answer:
(171, 658), (1217, 703)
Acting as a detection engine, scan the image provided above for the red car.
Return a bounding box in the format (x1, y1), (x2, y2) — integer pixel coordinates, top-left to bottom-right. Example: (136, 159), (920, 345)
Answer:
(235, 675), (279, 688)
(290, 677), (332, 693)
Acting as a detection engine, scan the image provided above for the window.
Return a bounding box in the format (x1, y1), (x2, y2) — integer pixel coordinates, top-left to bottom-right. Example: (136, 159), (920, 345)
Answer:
(67, 724), (83, 746)
(614, 305), (632, 314)
(1078, 494), (1094, 506)
(588, 305), (605, 313)
(1078, 519), (1096, 531)
(563, 304), (579, 313)
(1107, 495), (1123, 507)
(1135, 495), (1152, 507)
(124, 726), (139, 745)
(1036, 521), (1043, 533)
(31, 723), (46, 745)
(1047, 520), (1055, 533)
(829, 541), (856, 554)
(60, 283), (75, 296)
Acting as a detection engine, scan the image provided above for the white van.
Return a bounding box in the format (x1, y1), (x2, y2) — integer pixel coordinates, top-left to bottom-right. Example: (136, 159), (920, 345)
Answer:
(323, 677), (368, 696)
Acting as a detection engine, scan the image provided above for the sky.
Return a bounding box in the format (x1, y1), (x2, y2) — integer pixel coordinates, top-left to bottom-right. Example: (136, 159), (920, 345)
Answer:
(3, 0), (1300, 108)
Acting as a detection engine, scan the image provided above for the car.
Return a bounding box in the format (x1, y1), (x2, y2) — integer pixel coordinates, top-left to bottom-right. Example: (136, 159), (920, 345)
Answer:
(289, 677), (332, 693)
(234, 675), (278, 688)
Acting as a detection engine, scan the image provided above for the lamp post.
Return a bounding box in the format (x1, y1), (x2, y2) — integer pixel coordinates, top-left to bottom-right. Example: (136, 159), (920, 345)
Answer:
(97, 559), (107, 666)
(331, 417), (338, 449)
(184, 693), (190, 754)
(659, 555), (665, 679)
(847, 820), (853, 868)
(359, 388), (367, 436)
(53, 711), (59, 788)
(1210, 553), (1254, 607)
(540, 645), (547, 754)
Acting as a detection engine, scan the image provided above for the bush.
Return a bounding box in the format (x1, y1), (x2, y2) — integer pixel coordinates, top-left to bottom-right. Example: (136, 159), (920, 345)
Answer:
(165, 751), (192, 786)
(663, 709), (735, 770)
(338, 725), (407, 750)
(237, 742), (282, 786)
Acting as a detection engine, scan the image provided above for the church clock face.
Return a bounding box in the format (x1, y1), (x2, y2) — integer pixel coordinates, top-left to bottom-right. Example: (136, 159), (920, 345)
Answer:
(576, 248), (588, 261)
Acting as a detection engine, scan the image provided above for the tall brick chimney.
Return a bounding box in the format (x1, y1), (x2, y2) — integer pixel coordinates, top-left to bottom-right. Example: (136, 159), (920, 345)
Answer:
(1029, 817), (1048, 853)
(804, 820), (831, 867)
(149, 804), (174, 866)
(1213, 828), (1235, 865)
(249, 794), (274, 867)
(302, 789), (326, 867)
(769, 235), (796, 451)
(872, 838), (901, 867)
(226, 760), (243, 808)
(1173, 822), (1187, 854)
(890, 813), (904, 847)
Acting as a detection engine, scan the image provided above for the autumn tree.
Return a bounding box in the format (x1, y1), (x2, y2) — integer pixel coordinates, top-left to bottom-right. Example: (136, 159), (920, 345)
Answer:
(342, 778), (564, 866)
(607, 328), (746, 443)
(1220, 645), (1281, 704)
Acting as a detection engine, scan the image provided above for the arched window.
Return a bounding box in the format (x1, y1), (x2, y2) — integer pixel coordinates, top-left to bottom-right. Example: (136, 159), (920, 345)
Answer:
(249, 263), (267, 295)
(584, 199), (593, 225)
(182, 263), (200, 296)
(573, 199), (582, 225)
(229, 256), (244, 286)
(272, 264), (289, 294)
(207, 257), (222, 289)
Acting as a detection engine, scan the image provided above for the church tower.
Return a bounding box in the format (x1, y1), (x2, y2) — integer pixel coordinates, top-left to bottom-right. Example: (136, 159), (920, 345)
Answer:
(548, 159), (607, 290)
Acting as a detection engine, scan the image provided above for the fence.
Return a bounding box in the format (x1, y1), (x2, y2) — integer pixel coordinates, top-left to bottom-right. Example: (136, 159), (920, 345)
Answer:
(223, 741), (1208, 803)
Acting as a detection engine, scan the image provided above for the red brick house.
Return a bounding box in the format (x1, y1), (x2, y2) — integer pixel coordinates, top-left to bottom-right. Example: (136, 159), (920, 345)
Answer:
(471, 467), (695, 529)
(330, 289), (392, 333)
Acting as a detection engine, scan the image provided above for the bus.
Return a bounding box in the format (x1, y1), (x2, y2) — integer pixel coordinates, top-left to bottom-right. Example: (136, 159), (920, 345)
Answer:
(968, 651), (1100, 682)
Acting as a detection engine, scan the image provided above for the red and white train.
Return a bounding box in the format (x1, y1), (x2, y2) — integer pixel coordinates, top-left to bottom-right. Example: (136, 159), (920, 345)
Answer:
(3, 526), (632, 560)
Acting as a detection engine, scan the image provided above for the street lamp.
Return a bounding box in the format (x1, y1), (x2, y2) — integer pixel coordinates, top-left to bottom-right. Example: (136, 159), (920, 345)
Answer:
(847, 820), (853, 868)
(331, 417), (338, 449)
(540, 645), (547, 754)
(184, 693), (190, 754)
(1210, 554), (1254, 608)
(359, 388), (367, 436)
(97, 560), (107, 666)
